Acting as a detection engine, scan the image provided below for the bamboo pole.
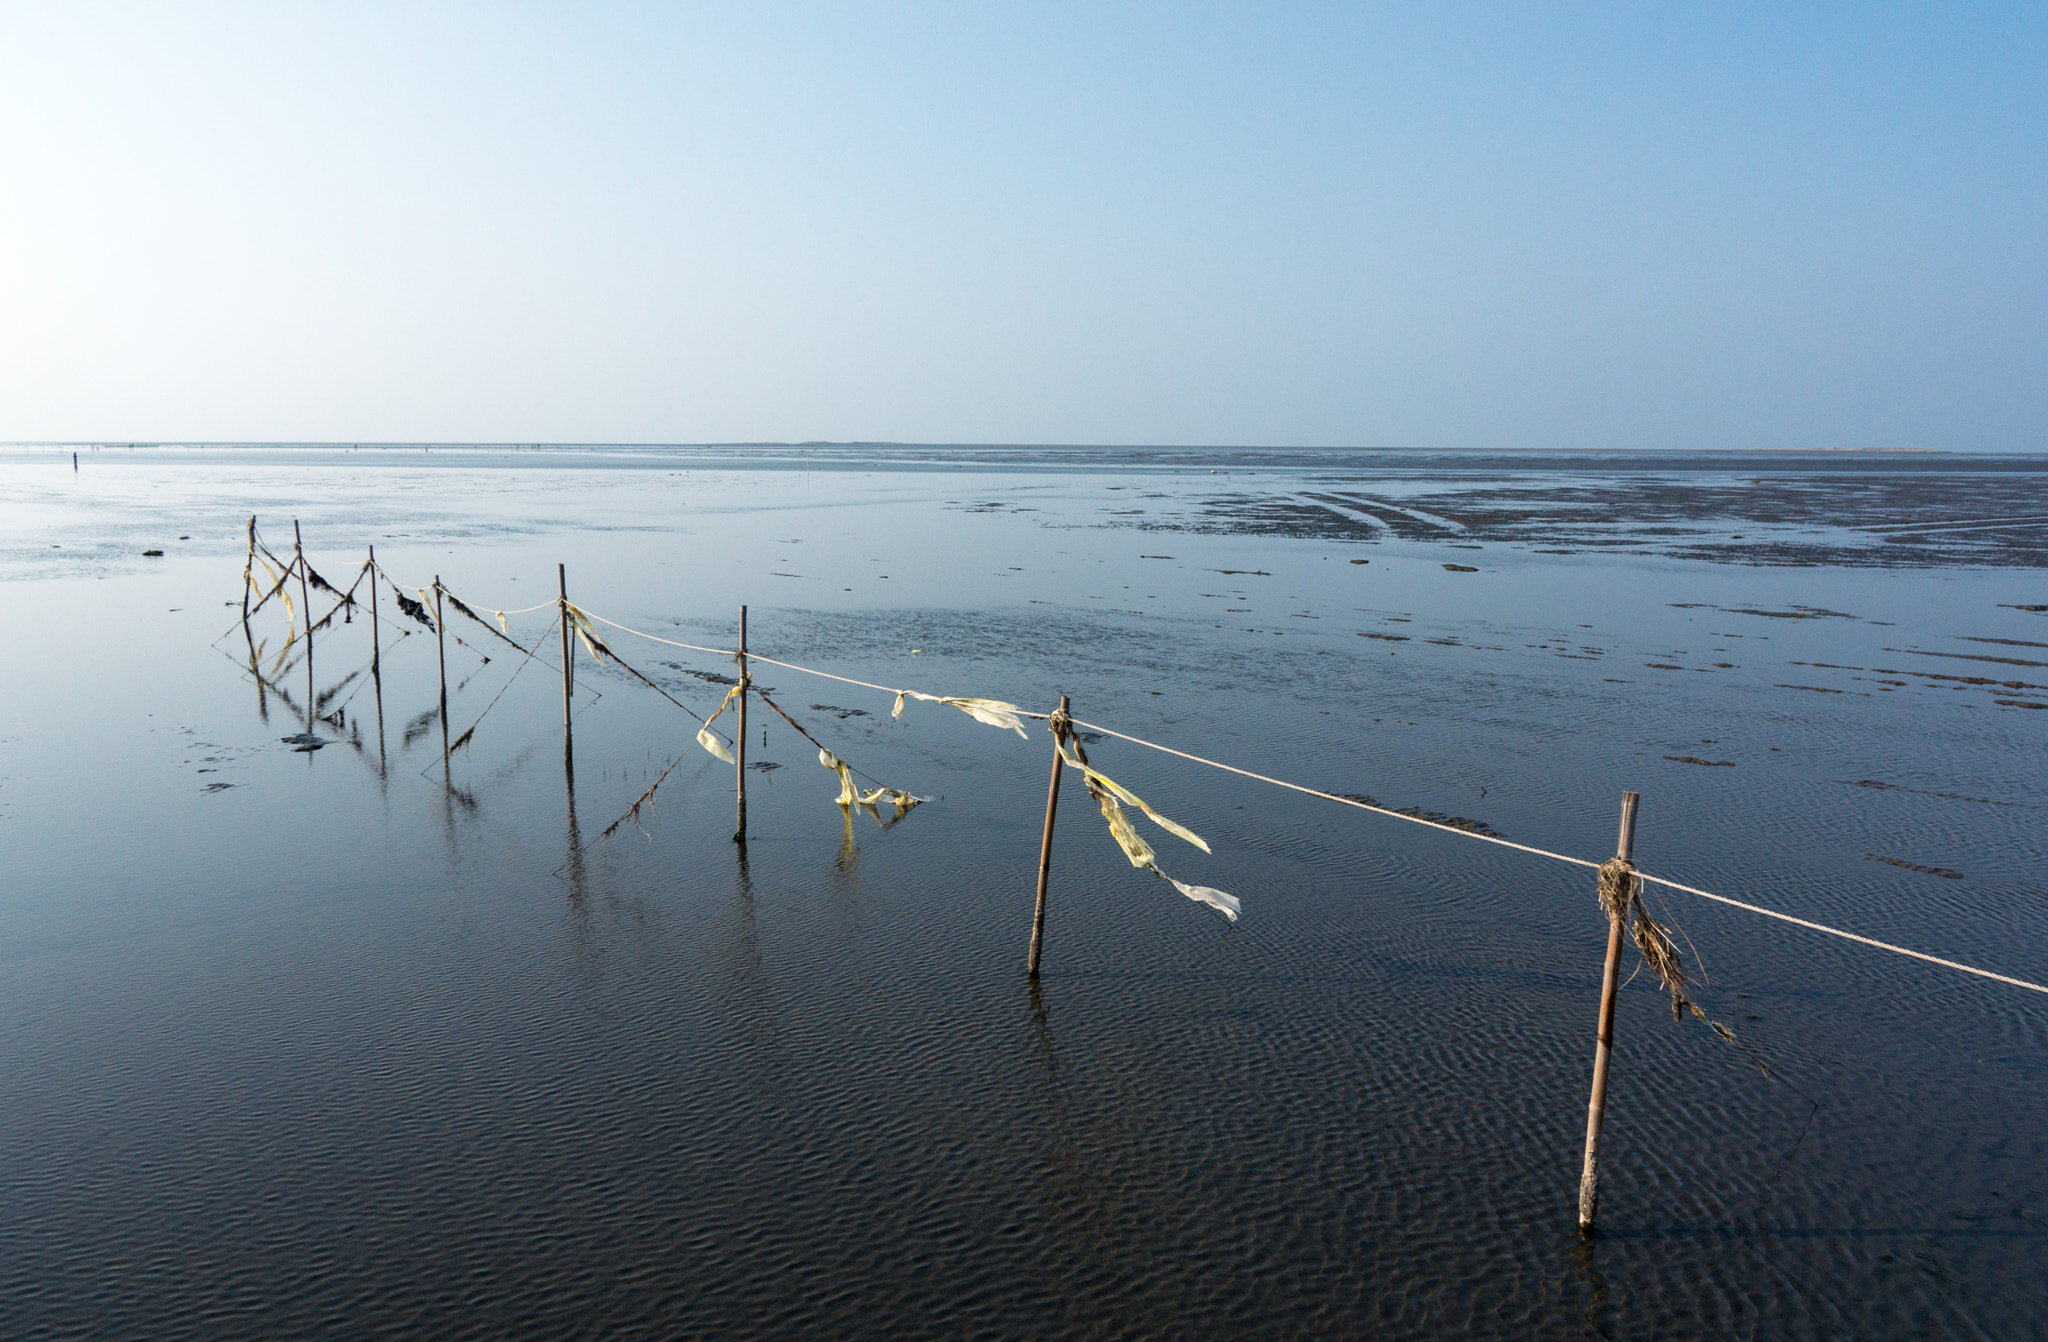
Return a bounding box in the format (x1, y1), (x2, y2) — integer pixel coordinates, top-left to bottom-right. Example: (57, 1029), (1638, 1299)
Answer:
(434, 577), (449, 759)
(558, 564), (573, 740)
(294, 521), (314, 728)
(367, 546), (385, 769)
(1577, 790), (1641, 1233)
(241, 517), (259, 663)
(1026, 695), (1070, 978)
(367, 546), (382, 681)
(734, 605), (748, 843)
(242, 517), (256, 628)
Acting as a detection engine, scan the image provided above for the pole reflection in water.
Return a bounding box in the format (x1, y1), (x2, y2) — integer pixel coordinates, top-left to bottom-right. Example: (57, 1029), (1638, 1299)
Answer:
(562, 736), (586, 908)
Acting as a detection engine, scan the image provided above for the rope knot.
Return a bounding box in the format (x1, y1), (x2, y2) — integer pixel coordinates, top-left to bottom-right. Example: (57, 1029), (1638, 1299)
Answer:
(1597, 856), (1698, 1022)
(1597, 857), (1639, 924)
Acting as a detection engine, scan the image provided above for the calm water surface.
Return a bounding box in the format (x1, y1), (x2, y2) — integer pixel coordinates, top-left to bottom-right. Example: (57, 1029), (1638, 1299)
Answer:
(2, 446), (2044, 1339)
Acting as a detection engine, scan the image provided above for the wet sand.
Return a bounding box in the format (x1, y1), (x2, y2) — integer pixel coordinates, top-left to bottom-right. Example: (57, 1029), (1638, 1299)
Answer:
(0, 444), (2043, 1339)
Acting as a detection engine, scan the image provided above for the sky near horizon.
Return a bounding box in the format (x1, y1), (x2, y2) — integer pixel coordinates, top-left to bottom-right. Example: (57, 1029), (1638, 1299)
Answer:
(2, 3), (2043, 450)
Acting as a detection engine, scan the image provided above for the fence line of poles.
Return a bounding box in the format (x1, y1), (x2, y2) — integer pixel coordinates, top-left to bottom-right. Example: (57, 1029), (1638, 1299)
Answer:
(227, 517), (2047, 1235)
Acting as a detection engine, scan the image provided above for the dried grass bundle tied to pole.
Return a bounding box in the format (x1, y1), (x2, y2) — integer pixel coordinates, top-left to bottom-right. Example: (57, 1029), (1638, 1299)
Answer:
(1598, 855), (1695, 1022)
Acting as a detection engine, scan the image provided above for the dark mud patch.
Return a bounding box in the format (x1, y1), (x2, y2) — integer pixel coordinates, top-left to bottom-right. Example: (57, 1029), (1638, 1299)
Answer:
(1665, 756), (1735, 767)
(1887, 648), (2048, 669)
(1441, 563), (1478, 573)
(1838, 779), (2016, 807)
(1867, 854), (1964, 880)
(1358, 632), (1409, 642)
(1777, 684), (1847, 694)
(1341, 793), (1502, 837)
(668, 664), (738, 685)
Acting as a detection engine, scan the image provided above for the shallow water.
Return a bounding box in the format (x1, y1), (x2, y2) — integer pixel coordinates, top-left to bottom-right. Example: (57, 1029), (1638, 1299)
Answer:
(2, 445), (2044, 1339)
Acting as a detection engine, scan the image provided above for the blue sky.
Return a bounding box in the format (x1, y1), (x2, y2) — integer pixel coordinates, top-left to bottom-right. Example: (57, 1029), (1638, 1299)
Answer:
(2, 3), (2042, 449)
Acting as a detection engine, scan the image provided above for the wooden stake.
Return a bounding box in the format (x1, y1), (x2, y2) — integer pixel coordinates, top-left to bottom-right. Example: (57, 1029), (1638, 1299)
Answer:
(434, 576), (449, 759)
(734, 605), (748, 843)
(367, 546), (385, 768)
(558, 564), (573, 738)
(366, 546), (381, 682)
(242, 516), (256, 629)
(1577, 790), (1641, 1233)
(1027, 695), (1070, 978)
(294, 520), (314, 728)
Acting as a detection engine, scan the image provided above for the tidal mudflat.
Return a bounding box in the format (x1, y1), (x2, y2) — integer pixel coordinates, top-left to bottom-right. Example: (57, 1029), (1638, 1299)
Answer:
(2, 445), (2043, 1339)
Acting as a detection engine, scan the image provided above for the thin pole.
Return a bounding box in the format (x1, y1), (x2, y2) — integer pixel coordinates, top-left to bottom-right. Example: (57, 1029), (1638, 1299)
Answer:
(734, 605), (748, 843)
(241, 517), (259, 663)
(1578, 790), (1641, 1233)
(434, 577), (449, 759)
(367, 546), (381, 682)
(1027, 695), (1070, 978)
(294, 520), (314, 728)
(242, 517), (256, 629)
(558, 564), (573, 738)
(367, 546), (385, 771)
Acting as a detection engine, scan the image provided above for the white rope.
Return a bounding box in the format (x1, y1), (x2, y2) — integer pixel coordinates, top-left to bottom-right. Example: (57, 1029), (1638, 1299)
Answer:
(578, 612), (736, 659)
(572, 607), (1053, 717)
(747, 653), (1049, 717)
(1636, 872), (2048, 995)
(1071, 718), (1603, 868)
(222, 542), (2048, 998)
(1071, 718), (2048, 997)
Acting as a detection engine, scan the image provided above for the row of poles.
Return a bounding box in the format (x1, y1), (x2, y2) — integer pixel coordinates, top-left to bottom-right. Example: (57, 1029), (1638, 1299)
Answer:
(247, 521), (1649, 1234)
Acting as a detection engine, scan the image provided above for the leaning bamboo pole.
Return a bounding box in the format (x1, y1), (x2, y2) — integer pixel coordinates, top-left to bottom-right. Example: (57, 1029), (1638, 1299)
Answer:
(734, 606), (749, 843)
(1027, 695), (1070, 978)
(1577, 790), (1640, 1232)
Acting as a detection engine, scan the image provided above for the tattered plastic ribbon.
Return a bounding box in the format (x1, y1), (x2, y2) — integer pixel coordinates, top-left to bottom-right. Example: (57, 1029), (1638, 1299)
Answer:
(890, 691), (1030, 737)
(1055, 742), (1210, 854)
(816, 747), (923, 816)
(1158, 872), (1241, 922)
(562, 603), (615, 666)
(694, 679), (746, 763)
(1055, 740), (1239, 922)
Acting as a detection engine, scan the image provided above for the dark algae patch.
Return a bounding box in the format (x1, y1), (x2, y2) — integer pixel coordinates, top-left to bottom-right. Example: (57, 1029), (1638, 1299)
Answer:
(1838, 780), (2016, 807)
(1341, 793), (1503, 837)
(1867, 854), (1965, 880)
